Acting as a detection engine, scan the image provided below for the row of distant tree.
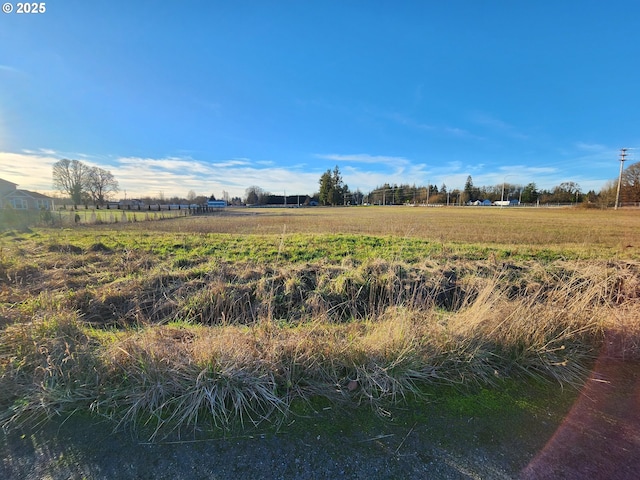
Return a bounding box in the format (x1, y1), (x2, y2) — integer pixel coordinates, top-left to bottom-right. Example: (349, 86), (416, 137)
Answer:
(52, 159), (640, 208)
(313, 164), (640, 207)
(353, 180), (576, 206)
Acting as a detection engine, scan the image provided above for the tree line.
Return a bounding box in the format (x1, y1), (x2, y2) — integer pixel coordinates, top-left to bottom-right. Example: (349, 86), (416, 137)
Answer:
(52, 159), (640, 208)
(312, 164), (640, 207)
(366, 179), (591, 206)
(245, 162), (640, 207)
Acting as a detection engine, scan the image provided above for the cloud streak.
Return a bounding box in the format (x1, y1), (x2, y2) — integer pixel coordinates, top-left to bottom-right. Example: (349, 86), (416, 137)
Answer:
(0, 65), (25, 76)
(315, 153), (431, 187)
(315, 153), (410, 166)
(0, 146), (617, 201)
(470, 112), (529, 140)
(0, 150), (321, 198)
(384, 112), (485, 141)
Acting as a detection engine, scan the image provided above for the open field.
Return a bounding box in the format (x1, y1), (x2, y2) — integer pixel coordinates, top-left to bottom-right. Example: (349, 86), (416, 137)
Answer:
(1, 206), (639, 471)
(118, 206), (640, 257)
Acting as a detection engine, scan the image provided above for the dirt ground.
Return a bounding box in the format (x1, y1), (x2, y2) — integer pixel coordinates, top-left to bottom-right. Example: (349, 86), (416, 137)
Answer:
(2, 358), (639, 480)
(0, 408), (551, 480)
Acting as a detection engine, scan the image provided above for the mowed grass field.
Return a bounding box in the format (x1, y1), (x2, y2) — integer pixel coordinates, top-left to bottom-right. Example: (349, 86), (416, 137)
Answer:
(1, 206), (639, 439)
(122, 206), (640, 254)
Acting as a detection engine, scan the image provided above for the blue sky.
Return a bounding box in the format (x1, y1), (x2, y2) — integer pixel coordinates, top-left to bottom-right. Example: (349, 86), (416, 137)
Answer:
(1, 1), (639, 199)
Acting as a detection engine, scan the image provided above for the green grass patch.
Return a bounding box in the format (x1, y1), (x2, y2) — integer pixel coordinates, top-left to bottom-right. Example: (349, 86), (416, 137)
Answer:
(1, 208), (639, 440)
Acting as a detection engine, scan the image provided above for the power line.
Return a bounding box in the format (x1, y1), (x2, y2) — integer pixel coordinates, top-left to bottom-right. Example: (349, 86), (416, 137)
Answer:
(615, 148), (627, 210)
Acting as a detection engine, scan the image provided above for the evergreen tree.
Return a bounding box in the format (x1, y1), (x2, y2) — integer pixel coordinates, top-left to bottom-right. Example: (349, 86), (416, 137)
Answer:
(318, 166), (349, 205)
(330, 166), (344, 205)
(318, 170), (333, 205)
(520, 183), (539, 204)
(464, 176), (475, 203)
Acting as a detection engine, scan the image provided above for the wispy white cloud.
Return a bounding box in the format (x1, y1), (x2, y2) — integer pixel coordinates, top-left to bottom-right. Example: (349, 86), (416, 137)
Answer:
(573, 142), (619, 160)
(0, 150), (319, 199)
(446, 161), (463, 172)
(210, 159), (252, 168)
(315, 153), (410, 166)
(498, 165), (557, 175)
(314, 153), (424, 188)
(113, 156), (319, 198)
(575, 142), (607, 152)
(340, 166), (429, 191)
(0, 65), (24, 76)
(22, 148), (57, 155)
(443, 126), (483, 141)
(386, 113), (434, 132)
(0, 151), (58, 192)
(383, 112), (484, 141)
(0, 147), (617, 201)
(470, 112), (529, 140)
(119, 157), (199, 170)
(472, 165), (560, 189)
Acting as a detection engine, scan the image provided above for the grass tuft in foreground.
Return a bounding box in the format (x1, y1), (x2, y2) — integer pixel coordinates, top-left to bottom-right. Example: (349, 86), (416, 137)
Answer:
(1, 217), (639, 440)
(2, 261), (638, 439)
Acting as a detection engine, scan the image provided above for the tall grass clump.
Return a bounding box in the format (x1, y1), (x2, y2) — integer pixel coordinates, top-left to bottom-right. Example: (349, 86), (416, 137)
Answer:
(2, 225), (640, 439)
(82, 263), (635, 437)
(0, 313), (100, 429)
(93, 326), (286, 439)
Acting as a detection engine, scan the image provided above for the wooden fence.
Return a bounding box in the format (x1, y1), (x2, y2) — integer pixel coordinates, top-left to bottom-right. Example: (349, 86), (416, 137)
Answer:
(0, 204), (228, 230)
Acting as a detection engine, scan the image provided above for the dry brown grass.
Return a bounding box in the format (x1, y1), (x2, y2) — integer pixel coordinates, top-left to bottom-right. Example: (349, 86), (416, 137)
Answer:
(2, 258), (638, 438)
(113, 206), (640, 254)
(1, 210), (639, 438)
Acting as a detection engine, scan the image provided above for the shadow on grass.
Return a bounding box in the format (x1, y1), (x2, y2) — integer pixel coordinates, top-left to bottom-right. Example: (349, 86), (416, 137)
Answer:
(1, 381), (578, 480)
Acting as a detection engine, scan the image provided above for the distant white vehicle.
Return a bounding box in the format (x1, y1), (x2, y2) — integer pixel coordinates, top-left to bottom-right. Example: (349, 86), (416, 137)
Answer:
(494, 199), (519, 206)
(207, 200), (227, 208)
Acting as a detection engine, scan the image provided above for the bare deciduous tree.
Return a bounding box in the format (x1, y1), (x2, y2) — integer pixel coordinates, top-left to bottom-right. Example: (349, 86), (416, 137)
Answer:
(245, 186), (266, 205)
(622, 162), (640, 203)
(53, 159), (119, 205)
(598, 180), (618, 208)
(86, 166), (119, 205)
(52, 159), (89, 204)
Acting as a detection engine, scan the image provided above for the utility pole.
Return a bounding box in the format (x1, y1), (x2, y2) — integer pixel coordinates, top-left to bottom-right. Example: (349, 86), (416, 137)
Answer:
(426, 180), (430, 206)
(615, 148), (627, 210)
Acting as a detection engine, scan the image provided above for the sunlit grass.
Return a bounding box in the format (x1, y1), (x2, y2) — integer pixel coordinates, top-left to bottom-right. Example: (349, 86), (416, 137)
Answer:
(1, 207), (639, 438)
(104, 206), (640, 257)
